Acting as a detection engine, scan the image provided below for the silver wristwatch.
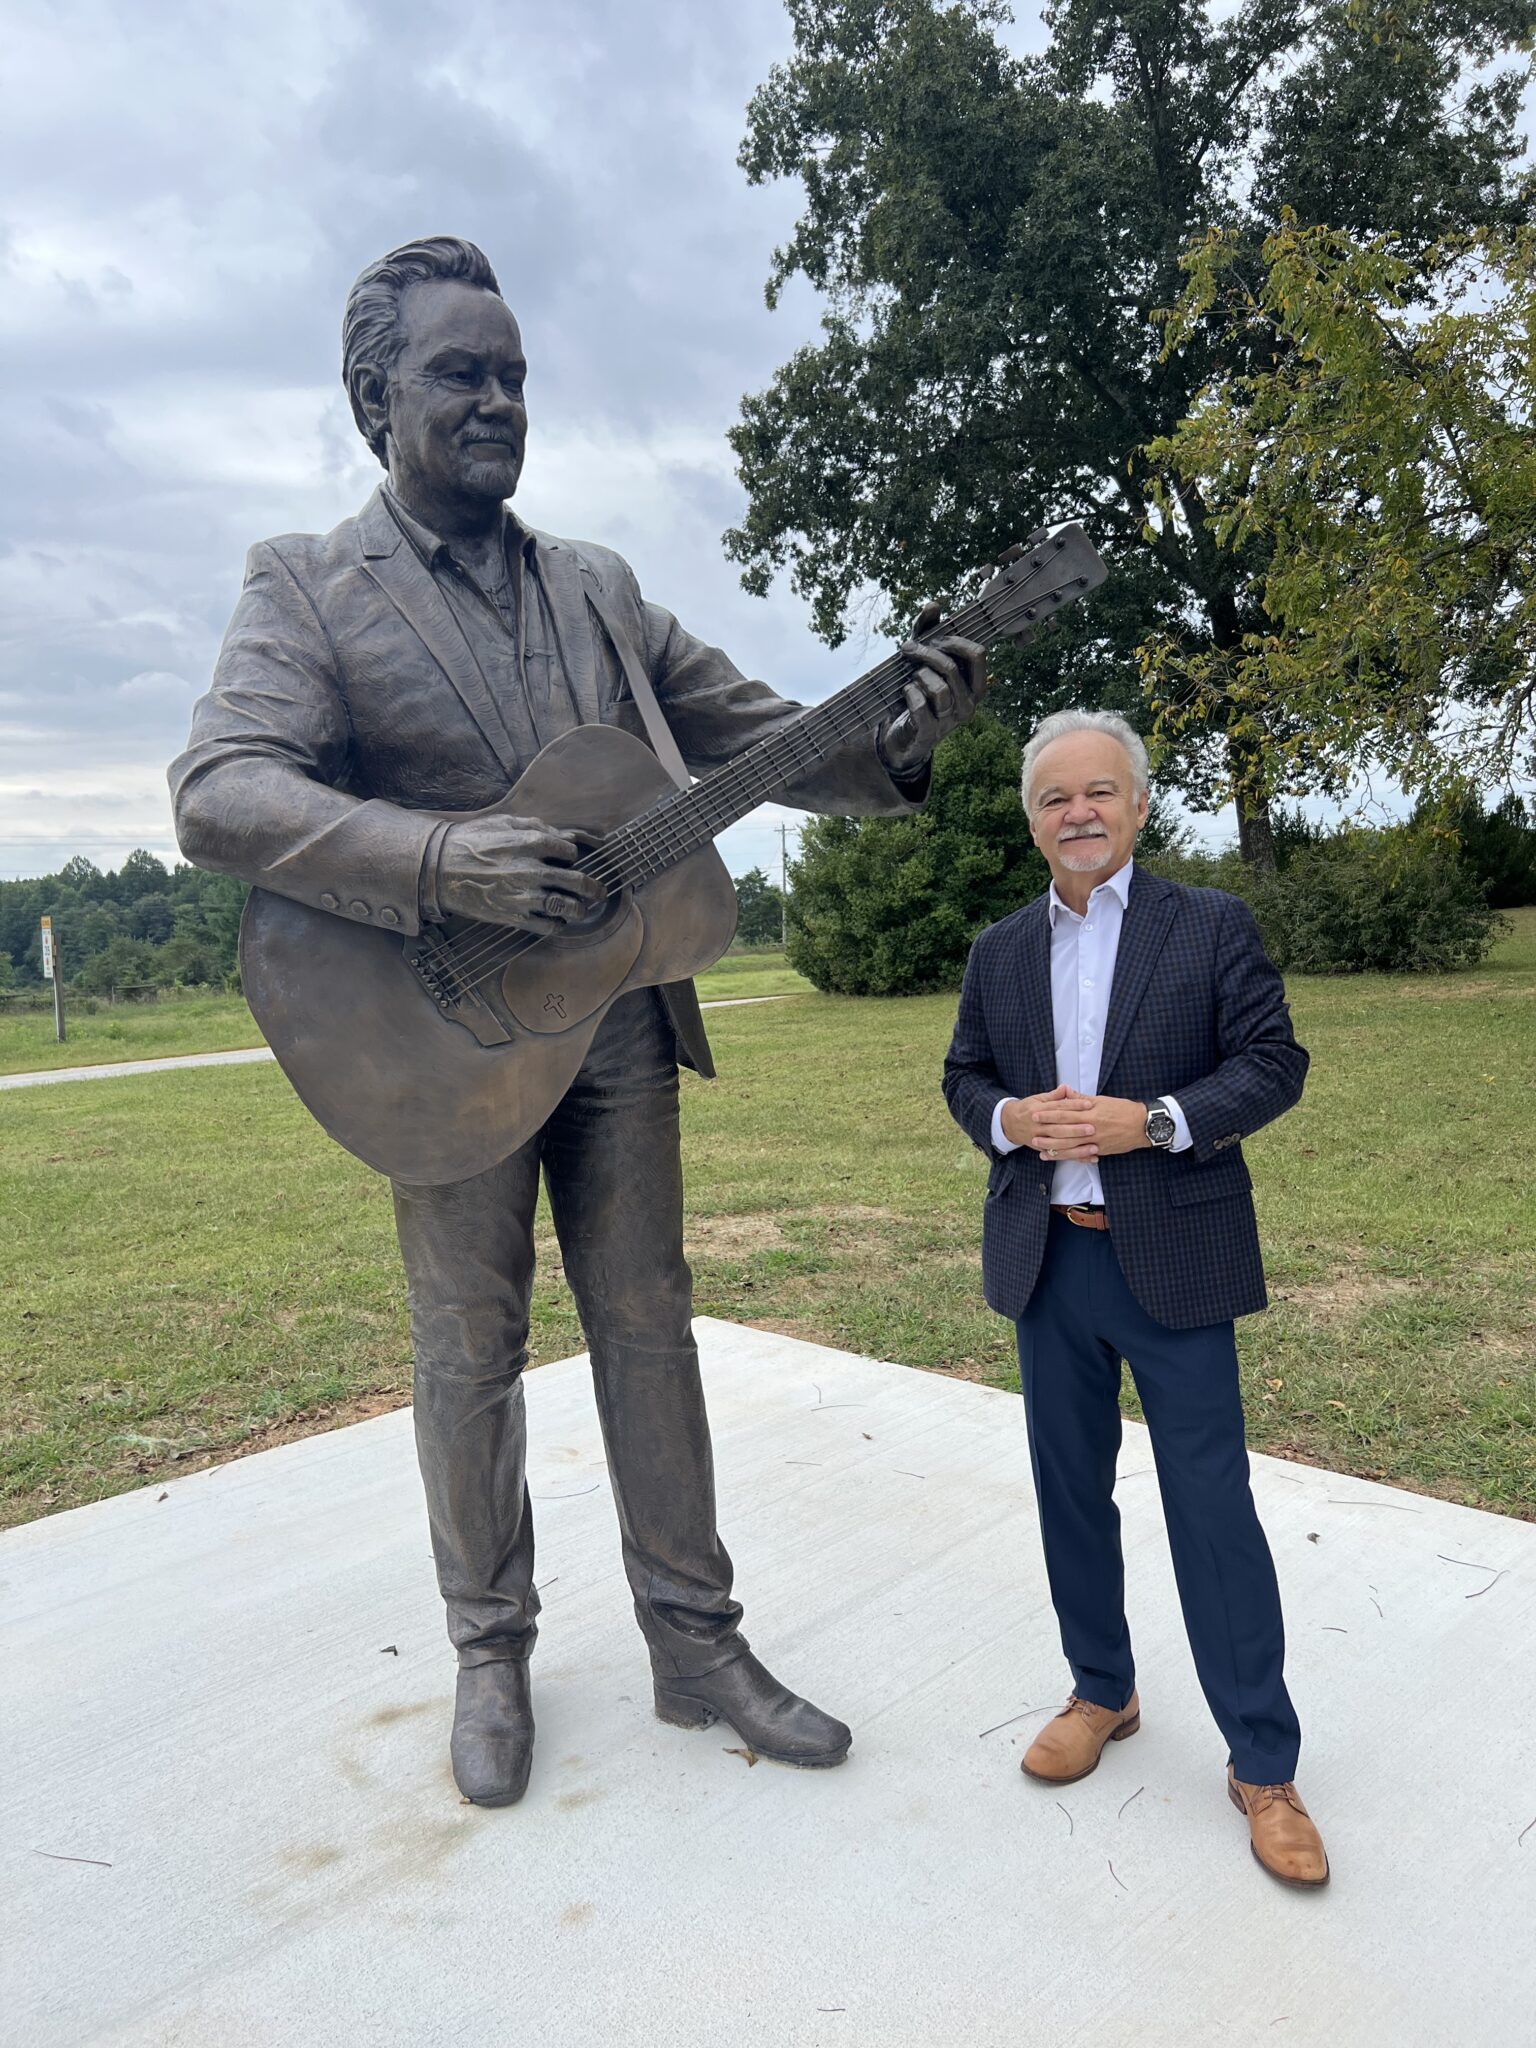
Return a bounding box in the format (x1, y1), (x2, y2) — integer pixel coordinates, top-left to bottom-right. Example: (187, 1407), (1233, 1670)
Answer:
(1144, 1098), (1177, 1149)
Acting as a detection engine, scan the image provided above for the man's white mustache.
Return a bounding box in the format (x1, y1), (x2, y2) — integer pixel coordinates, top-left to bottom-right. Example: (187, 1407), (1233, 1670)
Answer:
(1058, 827), (1108, 842)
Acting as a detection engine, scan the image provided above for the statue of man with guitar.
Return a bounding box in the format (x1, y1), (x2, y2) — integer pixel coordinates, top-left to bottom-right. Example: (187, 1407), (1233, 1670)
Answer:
(170, 235), (1103, 1807)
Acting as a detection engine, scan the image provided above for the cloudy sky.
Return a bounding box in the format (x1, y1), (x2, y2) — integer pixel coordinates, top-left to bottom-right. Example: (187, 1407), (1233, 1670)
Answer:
(0, 0), (1061, 885)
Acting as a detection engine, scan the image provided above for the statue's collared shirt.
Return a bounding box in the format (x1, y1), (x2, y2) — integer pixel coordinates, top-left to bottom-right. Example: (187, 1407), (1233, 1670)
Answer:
(383, 490), (593, 924)
(382, 488), (583, 752)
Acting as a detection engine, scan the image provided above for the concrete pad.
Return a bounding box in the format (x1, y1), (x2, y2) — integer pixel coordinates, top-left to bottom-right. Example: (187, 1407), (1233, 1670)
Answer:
(3, 1319), (1532, 2047)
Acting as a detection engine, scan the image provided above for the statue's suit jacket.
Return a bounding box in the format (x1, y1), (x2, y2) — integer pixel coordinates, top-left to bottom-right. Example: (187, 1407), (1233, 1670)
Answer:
(942, 870), (1308, 1331)
(170, 486), (920, 1077)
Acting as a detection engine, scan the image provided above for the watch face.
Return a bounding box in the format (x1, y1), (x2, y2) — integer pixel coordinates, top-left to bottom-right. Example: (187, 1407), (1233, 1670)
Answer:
(1147, 1106), (1176, 1146)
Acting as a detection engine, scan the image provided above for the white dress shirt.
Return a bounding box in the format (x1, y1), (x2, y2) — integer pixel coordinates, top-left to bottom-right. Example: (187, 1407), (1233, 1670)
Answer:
(990, 859), (1191, 1202)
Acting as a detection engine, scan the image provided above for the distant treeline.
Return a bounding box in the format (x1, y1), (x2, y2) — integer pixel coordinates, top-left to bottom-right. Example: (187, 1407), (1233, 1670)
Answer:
(0, 852), (246, 994)
(2, 784), (1532, 999)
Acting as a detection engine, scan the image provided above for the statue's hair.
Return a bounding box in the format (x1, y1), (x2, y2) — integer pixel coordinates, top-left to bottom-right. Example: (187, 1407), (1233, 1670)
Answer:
(342, 236), (503, 465)
(1020, 709), (1150, 811)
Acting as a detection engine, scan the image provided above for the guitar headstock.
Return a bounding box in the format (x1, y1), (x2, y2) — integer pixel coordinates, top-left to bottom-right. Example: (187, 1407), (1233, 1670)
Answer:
(967, 524), (1108, 648)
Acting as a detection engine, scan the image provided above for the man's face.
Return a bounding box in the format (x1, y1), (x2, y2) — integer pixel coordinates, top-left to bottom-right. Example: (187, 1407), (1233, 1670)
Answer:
(383, 278), (528, 509)
(1026, 731), (1148, 886)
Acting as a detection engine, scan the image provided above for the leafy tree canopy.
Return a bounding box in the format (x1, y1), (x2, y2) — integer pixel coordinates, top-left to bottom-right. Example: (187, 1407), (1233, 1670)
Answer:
(728, 0), (1533, 863)
(0, 855), (245, 993)
(1147, 220), (1536, 801)
(733, 864), (789, 945)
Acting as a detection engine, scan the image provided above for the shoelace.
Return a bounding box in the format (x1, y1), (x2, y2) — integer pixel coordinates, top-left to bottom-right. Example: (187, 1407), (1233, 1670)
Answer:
(1064, 1694), (1114, 1723)
(1242, 1780), (1302, 1815)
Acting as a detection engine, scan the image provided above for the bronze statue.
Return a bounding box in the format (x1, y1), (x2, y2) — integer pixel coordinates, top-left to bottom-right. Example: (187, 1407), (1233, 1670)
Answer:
(169, 236), (1079, 1806)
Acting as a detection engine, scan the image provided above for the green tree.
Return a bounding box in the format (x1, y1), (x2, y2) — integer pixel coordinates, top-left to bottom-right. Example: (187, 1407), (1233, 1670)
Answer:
(114, 848), (171, 905)
(733, 865), (789, 944)
(786, 710), (1047, 991)
(75, 935), (162, 997)
(0, 855), (246, 990)
(130, 892), (178, 944)
(1427, 789), (1536, 908)
(1148, 221), (1536, 803)
(728, 0), (1533, 867)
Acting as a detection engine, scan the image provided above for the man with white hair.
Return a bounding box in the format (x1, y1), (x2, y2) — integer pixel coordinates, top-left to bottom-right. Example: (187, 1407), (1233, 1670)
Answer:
(942, 710), (1329, 1888)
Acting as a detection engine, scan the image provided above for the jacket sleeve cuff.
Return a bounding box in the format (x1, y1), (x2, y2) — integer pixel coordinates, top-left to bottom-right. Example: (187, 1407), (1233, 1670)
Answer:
(1161, 1094), (1194, 1154)
(875, 727), (933, 806)
(418, 821), (453, 925)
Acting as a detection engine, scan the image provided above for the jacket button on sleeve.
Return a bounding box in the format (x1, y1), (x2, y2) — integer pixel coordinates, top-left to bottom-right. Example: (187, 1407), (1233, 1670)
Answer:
(319, 892), (339, 911)
(378, 906), (401, 927)
(349, 899), (370, 918)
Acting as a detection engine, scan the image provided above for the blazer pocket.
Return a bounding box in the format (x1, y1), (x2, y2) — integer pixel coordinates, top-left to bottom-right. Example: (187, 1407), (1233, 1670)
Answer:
(1166, 1155), (1253, 1206)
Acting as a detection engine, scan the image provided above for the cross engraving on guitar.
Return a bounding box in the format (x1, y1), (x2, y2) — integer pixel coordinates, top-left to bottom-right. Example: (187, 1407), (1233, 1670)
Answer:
(241, 524), (1108, 1182)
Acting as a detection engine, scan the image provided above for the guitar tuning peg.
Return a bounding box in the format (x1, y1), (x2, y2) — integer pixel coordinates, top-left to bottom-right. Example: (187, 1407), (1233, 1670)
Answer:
(1025, 527), (1050, 547)
(995, 542), (1026, 565)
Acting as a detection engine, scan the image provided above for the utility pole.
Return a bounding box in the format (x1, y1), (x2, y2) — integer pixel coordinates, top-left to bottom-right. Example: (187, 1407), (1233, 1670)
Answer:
(777, 821), (790, 949)
(39, 915), (65, 1043)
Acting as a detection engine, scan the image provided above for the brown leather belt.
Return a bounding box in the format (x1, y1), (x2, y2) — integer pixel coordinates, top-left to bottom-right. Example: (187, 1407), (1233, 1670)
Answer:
(1051, 1203), (1109, 1232)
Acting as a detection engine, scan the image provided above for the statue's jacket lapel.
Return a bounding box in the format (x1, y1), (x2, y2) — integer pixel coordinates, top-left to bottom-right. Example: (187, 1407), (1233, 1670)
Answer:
(346, 490), (537, 792)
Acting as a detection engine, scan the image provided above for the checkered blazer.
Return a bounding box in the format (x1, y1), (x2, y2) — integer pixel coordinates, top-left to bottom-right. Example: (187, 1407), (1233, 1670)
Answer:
(942, 869), (1308, 1330)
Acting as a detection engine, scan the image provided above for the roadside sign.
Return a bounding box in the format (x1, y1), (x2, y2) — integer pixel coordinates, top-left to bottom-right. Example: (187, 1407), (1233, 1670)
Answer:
(40, 915), (54, 981)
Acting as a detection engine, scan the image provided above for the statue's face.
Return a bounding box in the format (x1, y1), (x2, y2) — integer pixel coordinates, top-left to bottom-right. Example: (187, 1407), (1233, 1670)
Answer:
(383, 278), (527, 508)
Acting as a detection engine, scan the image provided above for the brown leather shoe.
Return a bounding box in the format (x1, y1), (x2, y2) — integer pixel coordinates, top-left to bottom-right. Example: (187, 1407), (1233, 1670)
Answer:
(1228, 1769), (1330, 1888)
(1021, 1691), (1140, 1784)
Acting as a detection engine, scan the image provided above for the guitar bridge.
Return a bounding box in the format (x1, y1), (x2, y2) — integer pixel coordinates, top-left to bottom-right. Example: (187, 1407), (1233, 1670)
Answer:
(403, 929), (513, 1046)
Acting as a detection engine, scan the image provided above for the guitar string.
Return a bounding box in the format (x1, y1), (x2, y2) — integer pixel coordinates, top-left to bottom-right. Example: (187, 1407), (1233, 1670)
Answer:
(442, 564), (1050, 952)
(432, 558), (1085, 996)
(431, 630), (971, 995)
(430, 635), (954, 991)
(433, 564), (1081, 996)
(428, 570), (1076, 1002)
(431, 577), (1051, 993)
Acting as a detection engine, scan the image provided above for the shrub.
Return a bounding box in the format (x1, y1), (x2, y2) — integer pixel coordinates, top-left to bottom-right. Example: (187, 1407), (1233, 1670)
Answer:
(1148, 827), (1501, 973)
(787, 713), (1049, 995)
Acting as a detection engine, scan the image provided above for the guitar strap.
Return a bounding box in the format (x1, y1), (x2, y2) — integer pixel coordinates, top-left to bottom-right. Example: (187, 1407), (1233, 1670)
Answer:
(579, 573), (716, 1080)
(580, 578), (691, 792)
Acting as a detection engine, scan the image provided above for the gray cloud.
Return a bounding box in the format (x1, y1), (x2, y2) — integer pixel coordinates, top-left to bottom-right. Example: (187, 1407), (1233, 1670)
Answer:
(0, 0), (1052, 880)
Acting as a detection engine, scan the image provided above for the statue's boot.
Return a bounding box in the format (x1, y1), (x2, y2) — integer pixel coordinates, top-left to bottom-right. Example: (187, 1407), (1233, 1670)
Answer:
(451, 1659), (535, 1806)
(654, 1648), (852, 1768)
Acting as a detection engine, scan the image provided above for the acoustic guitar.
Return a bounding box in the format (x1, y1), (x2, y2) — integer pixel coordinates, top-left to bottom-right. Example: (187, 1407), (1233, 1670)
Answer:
(240, 523), (1107, 1182)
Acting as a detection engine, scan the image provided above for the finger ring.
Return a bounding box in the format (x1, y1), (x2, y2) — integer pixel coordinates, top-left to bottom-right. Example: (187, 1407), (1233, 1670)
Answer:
(1043, 1148), (1054, 1161)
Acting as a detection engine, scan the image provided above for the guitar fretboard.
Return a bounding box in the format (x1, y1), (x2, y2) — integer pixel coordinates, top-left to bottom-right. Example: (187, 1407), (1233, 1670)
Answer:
(591, 589), (1002, 893)
(430, 529), (1100, 998)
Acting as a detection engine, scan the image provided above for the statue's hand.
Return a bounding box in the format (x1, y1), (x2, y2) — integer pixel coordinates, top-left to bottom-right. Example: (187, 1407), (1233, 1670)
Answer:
(436, 814), (606, 931)
(877, 602), (989, 779)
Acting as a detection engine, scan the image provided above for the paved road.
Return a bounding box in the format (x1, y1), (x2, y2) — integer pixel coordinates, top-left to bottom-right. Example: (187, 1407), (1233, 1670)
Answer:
(0, 994), (798, 1090)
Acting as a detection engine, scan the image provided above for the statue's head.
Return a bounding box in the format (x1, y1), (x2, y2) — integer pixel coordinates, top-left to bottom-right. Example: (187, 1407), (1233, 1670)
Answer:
(343, 236), (526, 512)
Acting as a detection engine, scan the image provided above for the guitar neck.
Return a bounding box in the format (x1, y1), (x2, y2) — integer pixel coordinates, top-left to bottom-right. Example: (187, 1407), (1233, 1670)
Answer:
(596, 592), (997, 893)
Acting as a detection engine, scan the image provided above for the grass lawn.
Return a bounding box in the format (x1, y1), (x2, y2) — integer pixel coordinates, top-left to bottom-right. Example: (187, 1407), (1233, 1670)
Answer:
(2, 914), (1531, 1529)
(0, 992), (266, 1074)
(0, 950), (810, 1075)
